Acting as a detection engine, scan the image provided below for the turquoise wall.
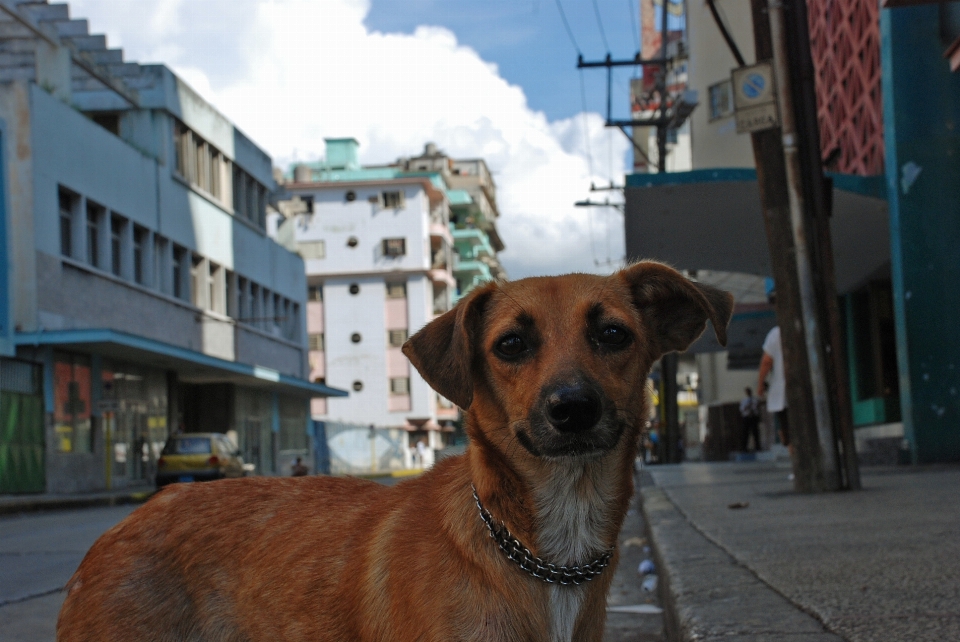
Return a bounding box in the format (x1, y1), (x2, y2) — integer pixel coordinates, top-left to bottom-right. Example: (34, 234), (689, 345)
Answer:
(881, 6), (960, 462)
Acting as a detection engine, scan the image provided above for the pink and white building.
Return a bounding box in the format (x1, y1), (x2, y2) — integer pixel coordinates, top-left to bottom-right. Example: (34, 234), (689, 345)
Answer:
(274, 139), (460, 470)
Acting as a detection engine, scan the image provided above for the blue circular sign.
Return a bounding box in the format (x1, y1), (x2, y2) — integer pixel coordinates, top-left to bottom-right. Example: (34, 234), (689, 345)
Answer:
(742, 73), (766, 99)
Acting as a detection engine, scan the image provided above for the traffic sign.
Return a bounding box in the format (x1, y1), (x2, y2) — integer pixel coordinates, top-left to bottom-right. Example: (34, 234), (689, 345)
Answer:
(731, 62), (780, 134)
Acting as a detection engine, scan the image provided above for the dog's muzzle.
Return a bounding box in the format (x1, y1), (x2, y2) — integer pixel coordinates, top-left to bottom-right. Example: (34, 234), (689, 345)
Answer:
(519, 378), (622, 458)
(544, 385), (603, 433)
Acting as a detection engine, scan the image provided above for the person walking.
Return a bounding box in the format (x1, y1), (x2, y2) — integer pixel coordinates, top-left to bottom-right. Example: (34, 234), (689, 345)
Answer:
(740, 387), (761, 452)
(759, 326), (793, 479)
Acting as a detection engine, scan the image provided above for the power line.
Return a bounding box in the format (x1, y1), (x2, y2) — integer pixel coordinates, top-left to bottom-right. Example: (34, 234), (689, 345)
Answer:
(578, 69), (595, 176)
(553, 0), (581, 54)
(590, 0), (610, 52)
(627, 0), (640, 53)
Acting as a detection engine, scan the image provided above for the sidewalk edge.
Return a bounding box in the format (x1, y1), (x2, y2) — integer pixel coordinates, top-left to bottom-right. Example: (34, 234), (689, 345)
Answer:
(638, 483), (845, 641)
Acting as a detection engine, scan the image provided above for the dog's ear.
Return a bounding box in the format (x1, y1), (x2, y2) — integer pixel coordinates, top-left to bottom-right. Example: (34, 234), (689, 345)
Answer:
(620, 261), (734, 357)
(402, 283), (495, 410)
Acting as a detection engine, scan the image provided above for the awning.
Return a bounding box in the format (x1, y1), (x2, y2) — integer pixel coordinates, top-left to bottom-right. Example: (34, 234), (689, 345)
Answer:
(624, 169), (890, 295)
(14, 329), (348, 398)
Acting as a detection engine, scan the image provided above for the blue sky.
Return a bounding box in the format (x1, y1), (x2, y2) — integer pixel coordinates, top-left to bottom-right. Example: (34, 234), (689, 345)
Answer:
(365, 0), (643, 123)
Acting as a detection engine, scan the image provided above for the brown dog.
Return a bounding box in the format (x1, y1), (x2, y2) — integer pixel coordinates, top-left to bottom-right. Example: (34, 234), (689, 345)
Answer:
(57, 262), (732, 642)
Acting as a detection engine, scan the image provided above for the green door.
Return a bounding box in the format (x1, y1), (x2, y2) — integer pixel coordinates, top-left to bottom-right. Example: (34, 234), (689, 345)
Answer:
(0, 391), (45, 493)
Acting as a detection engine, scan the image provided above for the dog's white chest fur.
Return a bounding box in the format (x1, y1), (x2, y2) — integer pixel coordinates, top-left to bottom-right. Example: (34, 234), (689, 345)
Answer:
(536, 461), (615, 642)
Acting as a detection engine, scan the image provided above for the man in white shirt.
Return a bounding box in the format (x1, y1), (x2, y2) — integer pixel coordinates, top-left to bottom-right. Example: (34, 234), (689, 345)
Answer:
(758, 326), (792, 456)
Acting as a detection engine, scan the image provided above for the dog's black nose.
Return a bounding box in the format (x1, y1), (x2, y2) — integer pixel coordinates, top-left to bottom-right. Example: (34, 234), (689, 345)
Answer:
(545, 386), (603, 433)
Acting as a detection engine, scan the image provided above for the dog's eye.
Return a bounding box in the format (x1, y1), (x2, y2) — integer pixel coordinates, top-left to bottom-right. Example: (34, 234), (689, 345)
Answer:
(495, 334), (527, 357)
(599, 326), (629, 346)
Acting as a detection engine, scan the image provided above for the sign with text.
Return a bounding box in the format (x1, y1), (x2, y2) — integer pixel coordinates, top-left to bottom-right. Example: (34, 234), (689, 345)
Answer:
(732, 62), (780, 134)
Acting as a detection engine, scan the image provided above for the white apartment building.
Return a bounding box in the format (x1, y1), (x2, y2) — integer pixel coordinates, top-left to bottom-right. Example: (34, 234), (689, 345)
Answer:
(275, 139), (458, 472)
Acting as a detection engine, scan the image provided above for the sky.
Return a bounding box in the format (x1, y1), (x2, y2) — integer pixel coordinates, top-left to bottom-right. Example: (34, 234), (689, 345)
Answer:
(68, 0), (646, 279)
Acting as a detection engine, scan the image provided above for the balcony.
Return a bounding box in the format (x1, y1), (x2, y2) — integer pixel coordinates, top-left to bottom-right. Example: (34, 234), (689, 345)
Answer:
(452, 227), (494, 261)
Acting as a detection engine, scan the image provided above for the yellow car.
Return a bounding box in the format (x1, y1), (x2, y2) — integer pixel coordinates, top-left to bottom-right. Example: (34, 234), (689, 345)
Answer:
(156, 433), (246, 488)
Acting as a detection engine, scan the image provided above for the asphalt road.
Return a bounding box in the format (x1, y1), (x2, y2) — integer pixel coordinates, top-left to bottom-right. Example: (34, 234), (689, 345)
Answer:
(0, 504), (137, 642)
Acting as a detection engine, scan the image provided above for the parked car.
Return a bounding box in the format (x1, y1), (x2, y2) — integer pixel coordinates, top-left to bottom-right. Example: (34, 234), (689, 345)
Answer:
(156, 433), (246, 488)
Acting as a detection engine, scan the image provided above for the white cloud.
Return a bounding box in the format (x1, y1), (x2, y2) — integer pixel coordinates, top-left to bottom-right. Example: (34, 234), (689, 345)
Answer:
(70, 0), (628, 278)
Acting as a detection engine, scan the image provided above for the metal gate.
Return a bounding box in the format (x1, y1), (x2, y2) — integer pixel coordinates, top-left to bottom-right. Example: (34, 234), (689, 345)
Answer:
(0, 359), (45, 493)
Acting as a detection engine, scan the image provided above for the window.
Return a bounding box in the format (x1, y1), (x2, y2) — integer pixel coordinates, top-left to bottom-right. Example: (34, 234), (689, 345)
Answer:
(238, 277), (248, 320)
(352, 380), (363, 392)
(309, 333), (324, 351)
(172, 245), (185, 299)
(191, 255), (205, 308)
(225, 270), (235, 317)
(154, 236), (167, 290)
(250, 283), (261, 326)
(708, 80), (734, 121)
(110, 215), (126, 277)
(308, 285), (323, 302)
(91, 112), (120, 135)
(133, 226), (147, 285)
(346, 236), (359, 248)
(273, 293), (282, 333)
(390, 377), (410, 395)
(350, 333), (362, 344)
(209, 262), (224, 314)
(232, 164), (245, 218)
(173, 121), (186, 178)
(383, 238), (406, 258)
(86, 202), (103, 268)
(388, 329), (408, 347)
(381, 191), (404, 209)
(298, 241), (325, 260)
(385, 282), (407, 299)
(174, 119), (228, 202)
(349, 283), (360, 295)
(59, 189), (75, 258)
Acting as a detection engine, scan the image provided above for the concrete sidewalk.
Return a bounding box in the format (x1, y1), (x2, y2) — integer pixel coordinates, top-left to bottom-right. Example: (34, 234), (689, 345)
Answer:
(0, 487), (154, 516)
(640, 461), (960, 642)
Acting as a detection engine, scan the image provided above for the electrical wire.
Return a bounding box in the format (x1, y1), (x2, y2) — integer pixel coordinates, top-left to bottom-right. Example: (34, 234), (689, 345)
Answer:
(590, 0), (610, 52)
(578, 69), (595, 177)
(553, 0), (582, 54)
(627, 0), (640, 53)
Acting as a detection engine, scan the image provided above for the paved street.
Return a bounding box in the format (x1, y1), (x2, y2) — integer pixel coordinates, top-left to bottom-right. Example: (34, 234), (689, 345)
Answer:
(642, 462), (960, 641)
(0, 504), (137, 641)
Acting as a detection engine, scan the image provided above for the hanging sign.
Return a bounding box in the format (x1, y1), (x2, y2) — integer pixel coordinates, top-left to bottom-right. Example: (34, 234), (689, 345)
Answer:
(731, 62), (780, 134)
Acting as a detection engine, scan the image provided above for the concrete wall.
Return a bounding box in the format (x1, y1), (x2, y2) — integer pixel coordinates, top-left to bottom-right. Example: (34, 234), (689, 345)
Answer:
(687, 0), (757, 170)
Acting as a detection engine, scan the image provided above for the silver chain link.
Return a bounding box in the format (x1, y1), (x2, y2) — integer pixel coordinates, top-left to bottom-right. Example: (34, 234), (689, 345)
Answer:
(471, 484), (613, 586)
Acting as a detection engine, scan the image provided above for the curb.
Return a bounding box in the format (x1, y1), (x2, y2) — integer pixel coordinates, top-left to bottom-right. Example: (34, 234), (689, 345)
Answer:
(0, 491), (154, 517)
(638, 483), (843, 642)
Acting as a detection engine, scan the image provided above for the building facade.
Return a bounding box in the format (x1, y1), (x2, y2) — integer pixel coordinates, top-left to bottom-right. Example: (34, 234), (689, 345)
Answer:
(275, 140), (505, 471)
(0, 1), (345, 494)
(625, 0), (960, 464)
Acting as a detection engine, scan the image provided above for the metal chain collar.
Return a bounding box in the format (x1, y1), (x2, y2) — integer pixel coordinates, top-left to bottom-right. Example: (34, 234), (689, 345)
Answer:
(471, 485), (614, 586)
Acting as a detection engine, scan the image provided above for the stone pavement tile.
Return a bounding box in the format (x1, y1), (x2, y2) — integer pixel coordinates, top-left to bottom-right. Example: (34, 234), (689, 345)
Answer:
(0, 591), (64, 642)
(642, 485), (842, 642)
(649, 463), (960, 642)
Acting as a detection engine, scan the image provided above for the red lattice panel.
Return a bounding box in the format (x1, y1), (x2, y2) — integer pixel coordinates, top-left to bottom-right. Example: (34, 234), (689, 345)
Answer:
(807, 0), (884, 176)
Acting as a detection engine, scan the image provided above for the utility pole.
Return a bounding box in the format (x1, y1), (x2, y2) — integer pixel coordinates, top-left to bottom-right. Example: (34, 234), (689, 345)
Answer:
(745, 0), (859, 490)
(577, 3), (695, 464)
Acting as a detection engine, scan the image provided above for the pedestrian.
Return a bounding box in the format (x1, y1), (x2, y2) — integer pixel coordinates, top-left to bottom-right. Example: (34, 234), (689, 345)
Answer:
(758, 325), (794, 477)
(739, 387), (761, 452)
(291, 457), (309, 477)
(416, 438), (428, 469)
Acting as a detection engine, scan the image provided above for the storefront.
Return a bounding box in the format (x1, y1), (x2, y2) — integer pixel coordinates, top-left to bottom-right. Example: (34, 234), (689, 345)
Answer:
(14, 329), (346, 494)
